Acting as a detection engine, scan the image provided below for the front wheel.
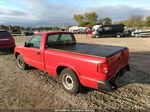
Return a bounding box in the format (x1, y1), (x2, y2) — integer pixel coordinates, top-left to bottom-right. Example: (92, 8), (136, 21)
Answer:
(95, 34), (99, 38)
(60, 68), (80, 94)
(17, 55), (28, 70)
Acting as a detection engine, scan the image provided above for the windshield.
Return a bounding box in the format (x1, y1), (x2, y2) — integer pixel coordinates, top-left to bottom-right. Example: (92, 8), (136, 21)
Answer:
(0, 31), (11, 37)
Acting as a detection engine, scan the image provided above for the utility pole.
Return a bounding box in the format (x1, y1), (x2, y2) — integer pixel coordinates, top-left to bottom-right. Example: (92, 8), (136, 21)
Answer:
(9, 25), (11, 32)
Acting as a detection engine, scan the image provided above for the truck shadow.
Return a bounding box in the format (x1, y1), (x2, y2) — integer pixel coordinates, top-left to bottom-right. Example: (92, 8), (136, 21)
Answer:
(0, 50), (14, 55)
(118, 51), (150, 88)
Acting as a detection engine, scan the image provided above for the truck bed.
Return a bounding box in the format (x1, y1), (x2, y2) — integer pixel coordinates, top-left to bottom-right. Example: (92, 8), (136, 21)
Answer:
(52, 43), (127, 58)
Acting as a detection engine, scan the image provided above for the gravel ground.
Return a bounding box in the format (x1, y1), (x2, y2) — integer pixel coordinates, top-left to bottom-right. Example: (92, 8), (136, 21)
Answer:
(0, 34), (150, 112)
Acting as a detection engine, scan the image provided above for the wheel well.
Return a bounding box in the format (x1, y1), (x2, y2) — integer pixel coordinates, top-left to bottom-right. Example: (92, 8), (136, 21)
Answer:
(15, 52), (20, 58)
(116, 32), (121, 35)
(56, 66), (81, 84)
(57, 66), (67, 76)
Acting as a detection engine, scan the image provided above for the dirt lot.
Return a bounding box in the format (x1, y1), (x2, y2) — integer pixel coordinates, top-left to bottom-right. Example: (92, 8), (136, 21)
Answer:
(0, 34), (150, 112)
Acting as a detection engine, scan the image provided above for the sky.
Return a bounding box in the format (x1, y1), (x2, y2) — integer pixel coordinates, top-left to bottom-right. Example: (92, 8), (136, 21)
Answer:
(0, 0), (150, 27)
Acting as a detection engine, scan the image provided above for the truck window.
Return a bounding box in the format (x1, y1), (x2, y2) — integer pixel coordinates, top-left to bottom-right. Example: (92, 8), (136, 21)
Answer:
(98, 28), (103, 31)
(28, 34), (42, 48)
(104, 27), (112, 31)
(59, 34), (73, 44)
(46, 34), (60, 47)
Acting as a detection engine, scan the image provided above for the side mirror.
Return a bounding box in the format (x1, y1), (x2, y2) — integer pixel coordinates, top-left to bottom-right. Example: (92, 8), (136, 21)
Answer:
(24, 42), (33, 47)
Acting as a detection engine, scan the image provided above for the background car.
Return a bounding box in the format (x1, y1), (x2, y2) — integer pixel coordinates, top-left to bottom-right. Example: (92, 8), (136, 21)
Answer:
(92, 24), (125, 38)
(23, 31), (34, 36)
(85, 29), (94, 34)
(0, 30), (15, 52)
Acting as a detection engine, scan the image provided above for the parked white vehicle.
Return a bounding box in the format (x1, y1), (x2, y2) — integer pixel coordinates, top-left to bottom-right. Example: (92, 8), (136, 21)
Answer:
(69, 26), (79, 33)
(69, 26), (88, 34)
(78, 27), (88, 34)
(91, 25), (102, 37)
(92, 25), (101, 31)
(132, 30), (150, 38)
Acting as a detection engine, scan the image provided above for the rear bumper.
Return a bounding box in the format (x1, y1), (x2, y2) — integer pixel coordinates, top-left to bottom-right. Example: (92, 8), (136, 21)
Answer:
(97, 64), (130, 92)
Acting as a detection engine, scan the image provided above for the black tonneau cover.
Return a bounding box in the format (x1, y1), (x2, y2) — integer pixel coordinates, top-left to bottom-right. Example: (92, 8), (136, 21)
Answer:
(53, 43), (127, 58)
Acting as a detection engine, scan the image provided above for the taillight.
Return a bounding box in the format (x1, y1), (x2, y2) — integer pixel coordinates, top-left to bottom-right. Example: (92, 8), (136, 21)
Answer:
(97, 63), (108, 74)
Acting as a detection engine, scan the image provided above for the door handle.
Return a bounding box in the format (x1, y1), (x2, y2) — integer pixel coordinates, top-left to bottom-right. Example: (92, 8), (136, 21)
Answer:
(37, 52), (41, 55)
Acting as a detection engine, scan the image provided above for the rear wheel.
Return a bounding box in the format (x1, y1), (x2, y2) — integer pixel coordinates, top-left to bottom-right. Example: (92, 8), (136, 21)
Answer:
(9, 48), (14, 53)
(17, 55), (28, 70)
(60, 68), (80, 94)
(116, 33), (122, 38)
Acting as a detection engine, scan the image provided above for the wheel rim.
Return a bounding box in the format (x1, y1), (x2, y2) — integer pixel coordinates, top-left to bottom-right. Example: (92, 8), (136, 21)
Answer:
(62, 74), (74, 90)
(18, 58), (23, 68)
(117, 35), (121, 38)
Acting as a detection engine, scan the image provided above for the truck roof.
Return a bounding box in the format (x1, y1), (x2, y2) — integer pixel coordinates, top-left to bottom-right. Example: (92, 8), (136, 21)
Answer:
(35, 32), (72, 35)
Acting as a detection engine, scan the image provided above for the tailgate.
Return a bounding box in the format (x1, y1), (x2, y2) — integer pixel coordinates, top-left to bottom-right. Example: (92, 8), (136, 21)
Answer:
(0, 37), (12, 46)
(107, 48), (129, 80)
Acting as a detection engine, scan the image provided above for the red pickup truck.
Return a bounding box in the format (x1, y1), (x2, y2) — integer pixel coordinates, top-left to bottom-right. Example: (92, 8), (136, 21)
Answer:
(15, 32), (130, 94)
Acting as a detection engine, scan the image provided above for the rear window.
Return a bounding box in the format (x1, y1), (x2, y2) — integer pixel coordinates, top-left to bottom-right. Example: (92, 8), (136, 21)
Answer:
(46, 34), (60, 46)
(46, 33), (75, 47)
(59, 34), (73, 44)
(0, 31), (11, 37)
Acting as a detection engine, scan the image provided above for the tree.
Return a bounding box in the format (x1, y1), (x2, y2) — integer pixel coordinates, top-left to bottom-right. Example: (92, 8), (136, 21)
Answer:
(0, 25), (6, 30)
(73, 14), (84, 25)
(85, 12), (98, 23)
(13, 25), (21, 30)
(100, 17), (112, 25)
(73, 12), (98, 27)
(113, 20), (132, 27)
(26, 27), (31, 31)
(52, 27), (60, 31)
(128, 15), (144, 28)
(85, 23), (96, 28)
(114, 15), (144, 28)
(145, 16), (150, 26)
(80, 22), (89, 27)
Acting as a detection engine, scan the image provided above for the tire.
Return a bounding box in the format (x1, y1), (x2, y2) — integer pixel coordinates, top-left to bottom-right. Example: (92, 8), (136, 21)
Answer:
(9, 48), (14, 53)
(95, 35), (99, 38)
(60, 68), (80, 94)
(17, 55), (28, 70)
(116, 33), (122, 38)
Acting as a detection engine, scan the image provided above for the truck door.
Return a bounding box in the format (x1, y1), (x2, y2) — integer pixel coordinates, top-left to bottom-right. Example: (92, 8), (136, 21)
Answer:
(23, 34), (44, 70)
